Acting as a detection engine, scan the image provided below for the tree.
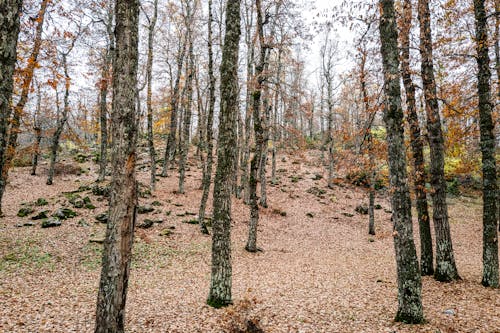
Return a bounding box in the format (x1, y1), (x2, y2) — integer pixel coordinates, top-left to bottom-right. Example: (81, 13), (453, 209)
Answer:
(31, 82), (43, 176)
(47, 33), (79, 185)
(245, 0), (268, 253)
(199, 0), (216, 234)
(178, 0), (196, 194)
(379, 0), (424, 323)
(320, 30), (338, 189)
(94, 0), (139, 330)
(400, 0), (433, 276)
(418, 0), (460, 282)
(97, 0), (114, 183)
(473, 0), (499, 288)
(207, 0), (241, 308)
(0, 0), (47, 216)
(145, 0), (159, 191)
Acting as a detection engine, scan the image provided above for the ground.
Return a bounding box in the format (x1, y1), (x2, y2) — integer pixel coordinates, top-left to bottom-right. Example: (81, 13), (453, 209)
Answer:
(0, 150), (498, 332)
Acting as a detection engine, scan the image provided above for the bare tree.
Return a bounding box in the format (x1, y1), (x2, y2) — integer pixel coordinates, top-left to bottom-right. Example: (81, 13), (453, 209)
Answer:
(94, 0), (139, 330)
(379, 0), (424, 323)
(207, 0), (241, 308)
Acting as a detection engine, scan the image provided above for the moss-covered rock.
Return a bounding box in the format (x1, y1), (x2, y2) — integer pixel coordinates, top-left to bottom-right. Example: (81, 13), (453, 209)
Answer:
(31, 211), (49, 220)
(95, 213), (108, 224)
(17, 207), (34, 217)
(137, 205), (154, 214)
(41, 217), (62, 228)
(52, 208), (78, 220)
(35, 198), (48, 206)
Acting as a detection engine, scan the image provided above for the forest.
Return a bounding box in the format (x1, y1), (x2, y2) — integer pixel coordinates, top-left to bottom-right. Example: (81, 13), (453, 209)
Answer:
(0, 0), (498, 332)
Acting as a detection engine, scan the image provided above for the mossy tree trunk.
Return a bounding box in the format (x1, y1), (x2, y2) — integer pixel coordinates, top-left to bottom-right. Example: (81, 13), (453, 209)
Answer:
(473, 0), (499, 288)
(47, 48), (74, 186)
(418, 0), (460, 282)
(178, 0), (196, 195)
(0, 0), (46, 215)
(97, 4), (114, 183)
(379, 0), (424, 323)
(145, 0), (158, 191)
(94, 0), (139, 331)
(246, 0), (267, 253)
(207, 0), (241, 308)
(400, 0), (434, 276)
(162, 36), (187, 177)
(199, 0), (216, 235)
(31, 83), (42, 176)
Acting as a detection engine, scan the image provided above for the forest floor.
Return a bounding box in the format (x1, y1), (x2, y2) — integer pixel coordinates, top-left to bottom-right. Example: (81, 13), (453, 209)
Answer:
(0, 149), (498, 333)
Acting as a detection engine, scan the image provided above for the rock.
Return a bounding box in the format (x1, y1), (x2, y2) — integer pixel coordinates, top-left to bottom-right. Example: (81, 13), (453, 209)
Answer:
(31, 211), (49, 220)
(35, 198), (48, 206)
(52, 208), (78, 220)
(92, 185), (110, 197)
(306, 186), (326, 197)
(89, 237), (105, 244)
(42, 217), (62, 228)
(83, 196), (95, 209)
(355, 205), (369, 215)
(137, 205), (154, 214)
(95, 213), (108, 223)
(182, 219), (199, 224)
(159, 229), (172, 236)
(17, 207), (34, 217)
(15, 222), (35, 227)
(77, 219), (90, 227)
(151, 200), (163, 206)
(137, 219), (155, 229)
(384, 209), (392, 214)
(69, 195), (85, 209)
(443, 309), (455, 316)
(173, 203), (183, 207)
(342, 212), (354, 217)
(312, 174), (323, 180)
(306, 212), (314, 218)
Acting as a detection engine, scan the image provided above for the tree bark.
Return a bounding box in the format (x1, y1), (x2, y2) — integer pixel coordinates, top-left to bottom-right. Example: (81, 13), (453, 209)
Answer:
(178, 1), (195, 194)
(47, 52), (72, 186)
(473, 0), (499, 288)
(207, 0), (241, 308)
(146, 0), (158, 191)
(162, 36), (187, 177)
(31, 84), (42, 176)
(245, 0), (267, 253)
(400, 0), (434, 276)
(94, 0), (139, 331)
(97, 4), (114, 183)
(379, 0), (424, 323)
(199, 0), (216, 235)
(418, 0), (460, 282)
(0, 0), (46, 215)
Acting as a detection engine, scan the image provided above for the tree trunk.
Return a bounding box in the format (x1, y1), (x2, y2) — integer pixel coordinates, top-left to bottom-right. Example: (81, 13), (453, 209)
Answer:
(400, 0), (434, 276)
(0, 0), (46, 215)
(207, 0), (241, 308)
(178, 4), (195, 195)
(473, 0), (499, 288)
(245, 0), (267, 253)
(31, 84), (42, 176)
(97, 5), (114, 183)
(241, 1), (255, 205)
(47, 53), (71, 186)
(94, 0), (139, 331)
(162, 36), (187, 177)
(199, 0), (216, 235)
(418, 0), (460, 282)
(379, 0), (424, 323)
(146, 0), (158, 191)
